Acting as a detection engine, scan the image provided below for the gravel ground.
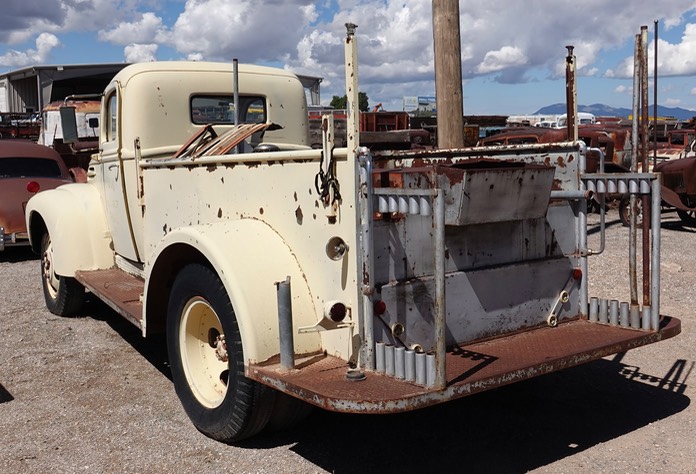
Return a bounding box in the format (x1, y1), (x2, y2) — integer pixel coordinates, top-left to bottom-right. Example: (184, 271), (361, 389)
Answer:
(1, 206), (694, 473)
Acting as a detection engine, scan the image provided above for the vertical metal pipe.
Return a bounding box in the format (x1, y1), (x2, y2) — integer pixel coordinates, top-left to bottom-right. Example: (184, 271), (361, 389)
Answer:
(651, 178), (661, 329)
(346, 23), (370, 372)
(578, 144), (589, 316)
(426, 353), (437, 388)
(630, 305), (641, 329)
(589, 297), (599, 322)
(609, 299), (619, 326)
(395, 347), (405, 379)
(653, 20), (659, 169)
(415, 352), (426, 386)
(565, 45), (578, 141)
(344, 23), (360, 153)
(405, 349), (416, 382)
(358, 151), (375, 370)
(375, 341), (385, 372)
(620, 301), (629, 328)
(629, 34), (640, 310)
(640, 26), (649, 173)
(233, 58), (239, 126)
(599, 298), (609, 324)
(433, 189), (447, 390)
(385, 344), (395, 376)
(640, 26), (651, 308)
(276, 276), (295, 370)
(642, 306), (651, 330)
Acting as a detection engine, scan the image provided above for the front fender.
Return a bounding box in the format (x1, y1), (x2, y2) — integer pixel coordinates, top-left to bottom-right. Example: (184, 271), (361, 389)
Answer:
(26, 183), (113, 276)
(145, 219), (321, 364)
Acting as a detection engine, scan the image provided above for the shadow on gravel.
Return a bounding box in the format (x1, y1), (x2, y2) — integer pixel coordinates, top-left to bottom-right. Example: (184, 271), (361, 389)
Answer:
(0, 247), (38, 263)
(76, 296), (171, 380)
(244, 353), (691, 473)
(0, 383), (14, 403)
(586, 208), (696, 236)
(65, 284), (691, 473)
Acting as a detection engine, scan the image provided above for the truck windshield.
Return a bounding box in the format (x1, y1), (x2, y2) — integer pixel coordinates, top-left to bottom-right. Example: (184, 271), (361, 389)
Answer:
(191, 96), (266, 125)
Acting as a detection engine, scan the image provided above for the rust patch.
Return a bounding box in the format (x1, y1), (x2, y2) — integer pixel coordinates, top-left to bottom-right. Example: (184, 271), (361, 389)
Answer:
(295, 206), (303, 224)
(556, 156), (566, 168)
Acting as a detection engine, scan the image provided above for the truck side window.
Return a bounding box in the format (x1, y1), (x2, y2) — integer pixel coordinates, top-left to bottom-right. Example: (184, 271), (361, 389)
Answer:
(106, 93), (118, 142)
(190, 95), (266, 125)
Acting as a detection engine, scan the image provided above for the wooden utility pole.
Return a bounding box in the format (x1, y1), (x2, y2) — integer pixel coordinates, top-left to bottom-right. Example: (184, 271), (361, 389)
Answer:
(432, 0), (464, 148)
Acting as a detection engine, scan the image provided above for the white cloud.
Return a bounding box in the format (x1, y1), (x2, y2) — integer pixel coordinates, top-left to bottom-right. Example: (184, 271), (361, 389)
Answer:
(124, 43), (158, 62)
(1, 1), (696, 109)
(99, 12), (166, 45)
(664, 97), (682, 106)
(166, 0), (311, 62)
(476, 46), (527, 74)
(0, 33), (60, 67)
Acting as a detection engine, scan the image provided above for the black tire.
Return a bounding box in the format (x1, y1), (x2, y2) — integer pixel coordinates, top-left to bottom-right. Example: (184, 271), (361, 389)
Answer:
(677, 196), (696, 227)
(166, 263), (275, 442)
(618, 195), (644, 227)
(40, 233), (84, 316)
(265, 392), (313, 432)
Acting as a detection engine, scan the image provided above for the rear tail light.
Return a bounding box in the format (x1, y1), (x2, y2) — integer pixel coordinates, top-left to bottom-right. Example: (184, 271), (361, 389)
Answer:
(27, 181), (40, 193)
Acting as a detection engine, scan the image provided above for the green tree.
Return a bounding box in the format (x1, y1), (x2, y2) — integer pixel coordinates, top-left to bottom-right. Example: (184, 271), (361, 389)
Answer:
(330, 92), (369, 112)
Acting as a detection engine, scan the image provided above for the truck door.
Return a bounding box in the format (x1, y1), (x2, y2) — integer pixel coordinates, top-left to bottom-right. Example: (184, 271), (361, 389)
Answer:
(99, 87), (143, 263)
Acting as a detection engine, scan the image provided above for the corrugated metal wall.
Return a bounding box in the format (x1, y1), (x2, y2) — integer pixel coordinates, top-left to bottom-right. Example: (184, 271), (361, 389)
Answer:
(8, 77), (39, 113)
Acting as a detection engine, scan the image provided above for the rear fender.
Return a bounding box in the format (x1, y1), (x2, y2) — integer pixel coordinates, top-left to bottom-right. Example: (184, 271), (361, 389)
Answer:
(25, 183), (113, 275)
(145, 219), (321, 364)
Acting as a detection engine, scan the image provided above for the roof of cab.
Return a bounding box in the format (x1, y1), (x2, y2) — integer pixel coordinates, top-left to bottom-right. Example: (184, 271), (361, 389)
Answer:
(109, 60), (299, 85)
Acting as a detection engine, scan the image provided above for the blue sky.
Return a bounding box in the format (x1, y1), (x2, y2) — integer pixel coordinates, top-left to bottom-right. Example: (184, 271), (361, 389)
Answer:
(1, 1), (696, 115)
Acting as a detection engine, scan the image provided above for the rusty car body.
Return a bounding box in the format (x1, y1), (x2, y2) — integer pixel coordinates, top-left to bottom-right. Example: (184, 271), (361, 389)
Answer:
(477, 124), (632, 172)
(653, 156), (696, 226)
(0, 140), (73, 250)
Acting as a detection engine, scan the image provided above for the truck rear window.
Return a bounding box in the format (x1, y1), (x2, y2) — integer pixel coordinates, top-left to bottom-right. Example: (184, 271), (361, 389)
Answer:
(0, 158), (63, 179)
(191, 95), (266, 125)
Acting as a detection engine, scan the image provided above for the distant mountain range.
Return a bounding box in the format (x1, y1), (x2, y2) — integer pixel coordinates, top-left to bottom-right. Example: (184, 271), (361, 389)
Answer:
(534, 103), (696, 121)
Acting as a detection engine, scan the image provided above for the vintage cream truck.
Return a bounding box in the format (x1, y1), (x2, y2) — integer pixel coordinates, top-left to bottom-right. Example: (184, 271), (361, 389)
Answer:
(26, 26), (680, 442)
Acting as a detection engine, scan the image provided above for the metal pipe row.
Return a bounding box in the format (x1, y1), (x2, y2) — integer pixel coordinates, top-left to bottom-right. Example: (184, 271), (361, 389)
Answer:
(583, 176), (653, 194)
(376, 194), (432, 216)
(375, 342), (437, 387)
(588, 297), (659, 331)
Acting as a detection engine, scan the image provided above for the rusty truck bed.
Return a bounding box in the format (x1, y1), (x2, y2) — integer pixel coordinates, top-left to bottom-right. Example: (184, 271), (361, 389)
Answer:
(248, 316), (680, 413)
(75, 263), (681, 416)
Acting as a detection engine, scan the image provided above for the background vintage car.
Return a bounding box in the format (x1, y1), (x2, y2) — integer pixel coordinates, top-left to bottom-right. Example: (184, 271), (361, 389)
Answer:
(0, 140), (73, 250)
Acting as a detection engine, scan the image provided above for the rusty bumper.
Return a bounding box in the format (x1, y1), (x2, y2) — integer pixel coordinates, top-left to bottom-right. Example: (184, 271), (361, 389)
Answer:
(247, 316), (681, 414)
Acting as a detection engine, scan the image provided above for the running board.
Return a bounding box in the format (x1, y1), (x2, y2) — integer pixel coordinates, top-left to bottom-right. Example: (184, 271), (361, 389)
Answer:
(75, 268), (144, 330)
(248, 316), (681, 414)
